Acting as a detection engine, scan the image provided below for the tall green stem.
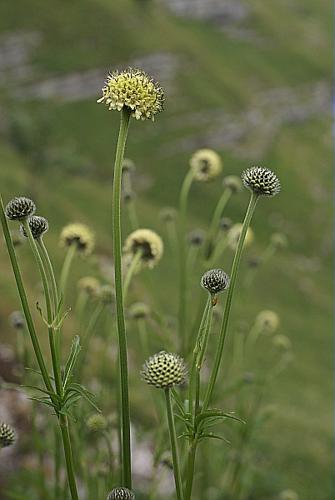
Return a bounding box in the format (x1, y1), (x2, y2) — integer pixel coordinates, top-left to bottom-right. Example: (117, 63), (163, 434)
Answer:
(123, 250), (142, 300)
(202, 193), (259, 412)
(0, 200), (53, 394)
(165, 389), (184, 500)
(205, 188), (232, 260)
(112, 107), (132, 487)
(59, 244), (76, 299)
(59, 414), (79, 500)
(178, 169), (194, 356)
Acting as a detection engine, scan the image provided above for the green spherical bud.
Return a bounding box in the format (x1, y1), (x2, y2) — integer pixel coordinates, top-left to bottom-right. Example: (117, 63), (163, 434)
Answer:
(5, 197), (36, 221)
(0, 423), (15, 448)
(141, 351), (187, 389)
(9, 310), (25, 330)
(86, 414), (108, 432)
(78, 277), (101, 297)
(201, 269), (230, 295)
(223, 175), (243, 194)
(271, 232), (288, 250)
(279, 489), (299, 500)
(98, 68), (164, 121)
(241, 167), (280, 197)
(107, 487), (135, 500)
(188, 229), (205, 246)
(99, 285), (115, 305)
(128, 302), (150, 320)
(20, 215), (49, 239)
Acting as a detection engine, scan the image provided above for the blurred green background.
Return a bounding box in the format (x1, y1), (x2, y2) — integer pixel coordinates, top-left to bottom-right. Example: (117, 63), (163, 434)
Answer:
(0, 0), (333, 499)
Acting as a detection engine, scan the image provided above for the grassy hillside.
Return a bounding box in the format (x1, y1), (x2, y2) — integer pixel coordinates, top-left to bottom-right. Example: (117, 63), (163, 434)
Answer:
(0, 0), (332, 498)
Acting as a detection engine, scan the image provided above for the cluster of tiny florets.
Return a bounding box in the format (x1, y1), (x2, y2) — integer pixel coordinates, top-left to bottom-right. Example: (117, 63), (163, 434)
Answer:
(20, 215), (49, 240)
(201, 269), (230, 295)
(98, 68), (164, 121)
(141, 351), (187, 389)
(5, 197), (36, 221)
(107, 487), (135, 500)
(0, 423), (15, 448)
(124, 229), (163, 268)
(190, 149), (222, 182)
(60, 223), (95, 256)
(241, 167), (280, 197)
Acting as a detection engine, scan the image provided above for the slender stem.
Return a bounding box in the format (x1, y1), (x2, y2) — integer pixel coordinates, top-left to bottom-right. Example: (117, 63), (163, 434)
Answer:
(54, 425), (62, 499)
(38, 238), (59, 316)
(208, 234), (229, 267)
(165, 389), (184, 500)
(205, 188), (232, 260)
(126, 201), (139, 230)
(112, 107), (132, 487)
(23, 220), (63, 398)
(59, 414), (79, 500)
(188, 296), (211, 415)
(102, 430), (114, 487)
(0, 200), (53, 394)
(178, 169), (194, 356)
(184, 437), (198, 500)
(59, 244), (76, 299)
(202, 192), (259, 412)
(123, 250), (142, 300)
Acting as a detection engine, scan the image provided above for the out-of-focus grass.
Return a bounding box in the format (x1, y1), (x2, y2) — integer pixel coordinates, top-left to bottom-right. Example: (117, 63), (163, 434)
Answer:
(0, 0), (332, 498)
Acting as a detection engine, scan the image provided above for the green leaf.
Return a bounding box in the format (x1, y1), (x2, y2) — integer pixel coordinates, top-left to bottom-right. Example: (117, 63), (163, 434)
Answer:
(200, 432), (231, 444)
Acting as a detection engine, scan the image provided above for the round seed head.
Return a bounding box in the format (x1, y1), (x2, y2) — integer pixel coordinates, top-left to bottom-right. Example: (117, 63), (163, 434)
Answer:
(279, 489), (299, 500)
(99, 284), (115, 305)
(128, 302), (150, 320)
(271, 232), (288, 250)
(5, 197), (36, 221)
(201, 269), (230, 295)
(20, 215), (49, 239)
(60, 223), (95, 256)
(107, 487), (135, 500)
(9, 311), (25, 330)
(86, 413), (108, 432)
(255, 310), (280, 334)
(124, 229), (163, 268)
(190, 149), (222, 182)
(78, 277), (100, 297)
(98, 67), (164, 121)
(141, 351), (187, 389)
(241, 166), (280, 197)
(220, 217), (233, 231)
(159, 207), (177, 223)
(227, 223), (254, 251)
(222, 175), (243, 194)
(0, 423), (15, 448)
(272, 334), (291, 351)
(188, 229), (205, 246)
(122, 158), (136, 173)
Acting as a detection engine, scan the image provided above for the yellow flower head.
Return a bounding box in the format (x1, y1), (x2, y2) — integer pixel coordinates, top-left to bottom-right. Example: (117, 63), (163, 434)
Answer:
(190, 149), (222, 182)
(272, 334), (291, 351)
(279, 489), (299, 500)
(97, 68), (164, 121)
(60, 223), (95, 256)
(124, 228), (163, 268)
(256, 310), (280, 333)
(78, 277), (100, 297)
(227, 223), (254, 251)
